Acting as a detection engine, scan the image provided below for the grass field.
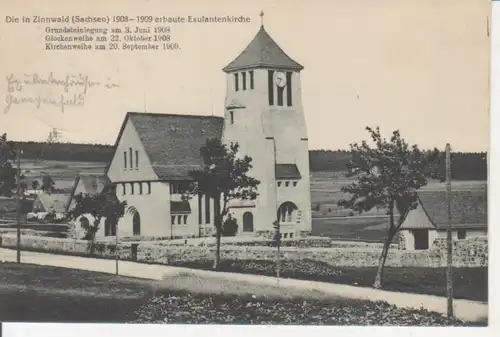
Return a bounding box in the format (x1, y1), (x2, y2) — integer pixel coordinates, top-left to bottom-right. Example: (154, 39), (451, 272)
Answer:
(0, 262), (477, 325)
(170, 259), (488, 303)
(311, 216), (397, 242)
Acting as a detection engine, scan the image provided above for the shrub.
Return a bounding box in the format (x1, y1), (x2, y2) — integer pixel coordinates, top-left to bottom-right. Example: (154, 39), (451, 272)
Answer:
(222, 215), (238, 237)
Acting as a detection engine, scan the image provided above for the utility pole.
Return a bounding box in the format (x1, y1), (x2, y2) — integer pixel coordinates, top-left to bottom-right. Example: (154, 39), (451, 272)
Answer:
(274, 220), (281, 286)
(272, 138), (281, 287)
(445, 143), (453, 318)
(115, 223), (119, 275)
(16, 148), (21, 263)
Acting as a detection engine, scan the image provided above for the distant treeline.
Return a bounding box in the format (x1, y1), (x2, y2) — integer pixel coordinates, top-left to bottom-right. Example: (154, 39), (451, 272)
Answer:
(11, 142), (487, 180)
(309, 149), (487, 180)
(14, 141), (113, 162)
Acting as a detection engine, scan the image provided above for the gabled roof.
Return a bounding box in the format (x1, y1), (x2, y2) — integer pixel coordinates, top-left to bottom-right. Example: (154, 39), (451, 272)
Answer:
(34, 193), (69, 214)
(65, 174), (111, 213)
(275, 164), (301, 180)
(80, 174), (109, 195)
(417, 189), (487, 230)
(105, 112), (224, 181)
(223, 25), (304, 73)
(399, 198), (435, 230)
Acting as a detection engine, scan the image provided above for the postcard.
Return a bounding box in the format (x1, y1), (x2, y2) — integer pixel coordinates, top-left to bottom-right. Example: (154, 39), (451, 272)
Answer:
(0, 0), (491, 332)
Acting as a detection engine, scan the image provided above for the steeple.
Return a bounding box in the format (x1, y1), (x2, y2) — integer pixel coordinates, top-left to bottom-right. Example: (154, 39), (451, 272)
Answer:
(222, 17), (304, 73)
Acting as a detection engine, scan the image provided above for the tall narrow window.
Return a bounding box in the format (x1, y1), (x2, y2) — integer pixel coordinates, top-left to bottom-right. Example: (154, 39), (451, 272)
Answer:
(122, 183), (126, 195)
(249, 70), (254, 89)
(183, 215), (188, 224)
(177, 215), (182, 225)
(229, 111), (234, 124)
(286, 72), (293, 106)
(277, 85), (284, 106)
(147, 182), (151, 194)
(234, 73), (239, 91)
(268, 70), (274, 105)
(139, 183), (143, 194)
(129, 148), (133, 169)
(171, 216), (175, 225)
(124, 151), (127, 169)
(130, 182), (134, 195)
(242, 72), (246, 90)
(135, 150), (139, 169)
(198, 193), (202, 224)
(458, 229), (466, 240)
(205, 195), (211, 224)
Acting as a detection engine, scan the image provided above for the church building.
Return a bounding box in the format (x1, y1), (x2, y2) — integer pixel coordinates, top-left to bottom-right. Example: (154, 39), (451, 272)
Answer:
(104, 21), (312, 239)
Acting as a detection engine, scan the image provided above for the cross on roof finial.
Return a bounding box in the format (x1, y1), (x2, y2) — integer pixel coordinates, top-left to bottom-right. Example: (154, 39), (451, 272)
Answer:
(260, 10), (264, 26)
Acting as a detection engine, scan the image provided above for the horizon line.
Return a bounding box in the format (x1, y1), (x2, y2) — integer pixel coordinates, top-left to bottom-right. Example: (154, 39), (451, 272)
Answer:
(8, 139), (489, 153)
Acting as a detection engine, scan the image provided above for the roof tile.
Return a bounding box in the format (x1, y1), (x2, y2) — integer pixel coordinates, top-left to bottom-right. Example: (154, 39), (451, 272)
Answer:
(418, 188), (487, 229)
(128, 113), (224, 180)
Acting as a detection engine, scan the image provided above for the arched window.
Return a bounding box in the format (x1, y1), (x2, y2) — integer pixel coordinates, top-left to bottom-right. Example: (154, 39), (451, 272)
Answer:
(243, 212), (254, 232)
(277, 202), (298, 223)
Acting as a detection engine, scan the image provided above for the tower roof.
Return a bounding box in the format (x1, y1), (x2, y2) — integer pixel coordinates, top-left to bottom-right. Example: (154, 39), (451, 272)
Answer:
(223, 25), (304, 73)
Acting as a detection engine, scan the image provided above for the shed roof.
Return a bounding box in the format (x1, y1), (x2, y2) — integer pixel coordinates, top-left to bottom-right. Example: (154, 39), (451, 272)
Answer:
(170, 201), (191, 214)
(275, 164), (301, 180)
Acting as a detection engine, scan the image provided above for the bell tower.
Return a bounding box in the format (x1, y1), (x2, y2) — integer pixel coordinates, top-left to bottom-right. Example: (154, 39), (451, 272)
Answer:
(222, 16), (312, 237)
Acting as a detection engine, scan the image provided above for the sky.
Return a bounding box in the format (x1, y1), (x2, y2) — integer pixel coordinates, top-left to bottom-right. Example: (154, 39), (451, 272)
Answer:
(0, 0), (491, 152)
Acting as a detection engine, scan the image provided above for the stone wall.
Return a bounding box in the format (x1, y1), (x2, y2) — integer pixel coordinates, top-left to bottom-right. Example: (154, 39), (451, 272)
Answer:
(0, 234), (487, 268)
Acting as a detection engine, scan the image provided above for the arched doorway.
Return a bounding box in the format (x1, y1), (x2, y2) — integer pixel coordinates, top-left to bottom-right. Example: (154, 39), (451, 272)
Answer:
(127, 206), (141, 236)
(277, 202), (299, 224)
(133, 212), (141, 236)
(243, 212), (254, 232)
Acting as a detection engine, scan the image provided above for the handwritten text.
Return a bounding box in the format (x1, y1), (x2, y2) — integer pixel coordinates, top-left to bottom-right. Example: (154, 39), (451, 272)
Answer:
(4, 72), (119, 114)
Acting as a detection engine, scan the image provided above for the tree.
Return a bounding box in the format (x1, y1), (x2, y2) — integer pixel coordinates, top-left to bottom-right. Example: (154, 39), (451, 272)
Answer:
(67, 187), (127, 255)
(19, 175), (27, 194)
(189, 138), (260, 269)
(338, 127), (442, 289)
(32, 179), (40, 190)
(41, 175), (55, 193)
(0, 133), (20, 197)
